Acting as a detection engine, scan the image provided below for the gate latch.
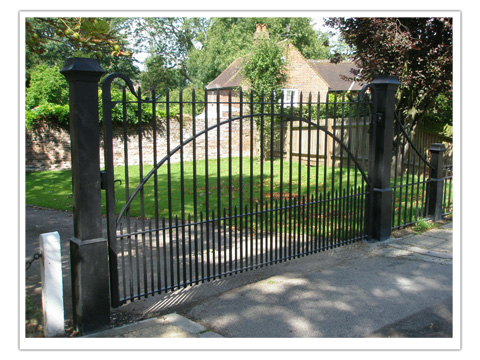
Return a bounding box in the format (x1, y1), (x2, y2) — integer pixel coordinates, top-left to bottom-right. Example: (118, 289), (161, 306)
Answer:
(100, 170), (122, 190)
(373, 113), (384, 126)
(100, 170), (107, 190)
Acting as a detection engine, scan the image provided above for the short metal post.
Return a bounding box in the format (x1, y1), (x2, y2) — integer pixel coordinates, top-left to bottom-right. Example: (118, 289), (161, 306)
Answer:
(60, 58), (110, 334)
(366, 75), (401, 241)
(427, 143), (446, 221)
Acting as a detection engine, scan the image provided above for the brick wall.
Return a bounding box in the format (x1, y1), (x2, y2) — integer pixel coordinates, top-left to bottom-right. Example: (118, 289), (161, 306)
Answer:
(25, 118), (254, 172)
(283, 44), (330, 102)
(25, 123), (71, 172)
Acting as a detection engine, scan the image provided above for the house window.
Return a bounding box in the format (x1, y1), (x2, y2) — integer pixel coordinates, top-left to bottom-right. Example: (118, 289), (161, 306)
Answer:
(281, 89), (299, 106)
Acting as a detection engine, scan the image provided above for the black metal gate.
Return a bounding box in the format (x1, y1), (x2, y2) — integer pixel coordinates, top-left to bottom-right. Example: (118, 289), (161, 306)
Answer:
(101, 73), (375, 307)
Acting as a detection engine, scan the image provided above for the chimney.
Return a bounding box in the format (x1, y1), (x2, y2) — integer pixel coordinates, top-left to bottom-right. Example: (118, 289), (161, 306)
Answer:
(253, 23), (269, 42)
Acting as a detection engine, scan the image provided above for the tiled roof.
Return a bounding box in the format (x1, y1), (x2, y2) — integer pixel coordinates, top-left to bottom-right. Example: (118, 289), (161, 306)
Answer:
(206, 58), (244, 90)
(206, 53), (363, 92)
(308, 60), (363, 91)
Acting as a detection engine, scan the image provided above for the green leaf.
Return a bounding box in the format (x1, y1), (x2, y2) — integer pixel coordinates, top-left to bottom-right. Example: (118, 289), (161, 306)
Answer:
(94, 20), (110, 34)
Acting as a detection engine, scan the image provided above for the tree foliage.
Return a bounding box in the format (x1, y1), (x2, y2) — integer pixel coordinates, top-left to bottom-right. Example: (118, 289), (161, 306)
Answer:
(128, 17), (208, 85)
(25, 17), (331, 129)
(25, 17), (140, 82)
(242, 37), (288, 158)
(140, 54), (188, 91)
(26, 17), (132, 58)
(25, 64), (69, 110)
(325, 17), (453, 130)
(242, 39), (287, 98)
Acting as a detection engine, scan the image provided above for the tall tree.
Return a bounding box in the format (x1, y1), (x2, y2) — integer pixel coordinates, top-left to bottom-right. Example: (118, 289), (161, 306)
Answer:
(242, 36), (288, 159)
(128, 17), (209, 84)
(242, 37), (287, 98)
(325, 17), (453, 132)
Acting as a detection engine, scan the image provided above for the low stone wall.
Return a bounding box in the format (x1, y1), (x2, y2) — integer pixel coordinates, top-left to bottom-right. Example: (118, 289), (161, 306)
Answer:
(26, 123), (71, 172)
(25, 118), (255, 172)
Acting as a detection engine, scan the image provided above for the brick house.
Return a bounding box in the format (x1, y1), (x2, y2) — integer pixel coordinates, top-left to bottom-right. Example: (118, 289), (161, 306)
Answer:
(203, 24), (362, 118)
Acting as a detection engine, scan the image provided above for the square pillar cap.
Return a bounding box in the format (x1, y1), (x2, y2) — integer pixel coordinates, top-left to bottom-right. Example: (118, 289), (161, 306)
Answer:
(370, 75), (401, 86)
(61, 57), (105, 82)
(429, 143), (447, 152)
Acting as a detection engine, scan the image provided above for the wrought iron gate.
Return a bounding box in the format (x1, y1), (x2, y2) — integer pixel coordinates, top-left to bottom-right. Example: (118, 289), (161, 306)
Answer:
(102, 73), (375, 307)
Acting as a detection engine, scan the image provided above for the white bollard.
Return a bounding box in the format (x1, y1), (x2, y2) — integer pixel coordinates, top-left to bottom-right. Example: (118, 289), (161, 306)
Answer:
(39, 231), (65, 337)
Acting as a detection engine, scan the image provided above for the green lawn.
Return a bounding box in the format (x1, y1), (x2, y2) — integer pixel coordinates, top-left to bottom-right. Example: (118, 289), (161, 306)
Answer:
(26, 157), (366, 220)
(27, 157), (450, 231)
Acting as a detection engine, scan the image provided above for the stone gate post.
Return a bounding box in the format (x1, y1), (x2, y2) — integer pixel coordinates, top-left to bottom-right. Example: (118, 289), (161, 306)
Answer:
(60, 58), (110, 334)
(366, 75), (401, 241)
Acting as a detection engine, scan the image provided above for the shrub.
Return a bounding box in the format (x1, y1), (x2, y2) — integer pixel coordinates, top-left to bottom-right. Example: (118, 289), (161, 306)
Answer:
(25, 103), (70, 128)
(26, 64), (69, 110)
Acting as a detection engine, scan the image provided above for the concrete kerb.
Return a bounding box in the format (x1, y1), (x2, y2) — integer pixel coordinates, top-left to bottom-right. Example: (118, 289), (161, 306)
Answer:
(84, 313), (223, 338)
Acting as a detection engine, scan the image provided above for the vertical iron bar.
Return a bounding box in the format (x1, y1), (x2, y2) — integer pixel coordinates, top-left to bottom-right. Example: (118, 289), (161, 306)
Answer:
(249, 91), (254, 270)
(403, 131), (412, 225)
(152, 88), (161, 294)
(306, 94), (312, 254)
(149, 219), (154, 294)
(192, 89), (199, 284)
(255, 202), (259, 267)
(260, 91), (265, 266)
(204, 90), (211, 280)
(134, 223), (140, 298)
(239, 90), (244, 272)
(293, 197), (298, 256)
(340, 92), (346, 243)
(212, 208), (216, 279)
(175, 215), (180, 288)
(288, 97), (294, 257)
(128, 229), (134, 299)
(162, 218), (167, 292)
(346, 93), (353, 241)
(323, 94), (329, 250)
(314, 93), (321, 250)
(234, 205), (238, 273)
(119, 227), (126, 301)
(216, 90), (222, 277)
(279, 93), (285, 260)
(228, 90), (233, 275)
(179, 90), (187, 288)
(188, 214), (192, 285)
(166, 89), (175, 291)
(200, 212), (205, 282)
(392, 119), (400, 229)
(331, 92), (337, 245)
(223, 207), (227, 276)
(121, 88), (130, 299)
(137, 87), (148, 297)
(270, 91), (275, 263)
(298, 92), (303, 202)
